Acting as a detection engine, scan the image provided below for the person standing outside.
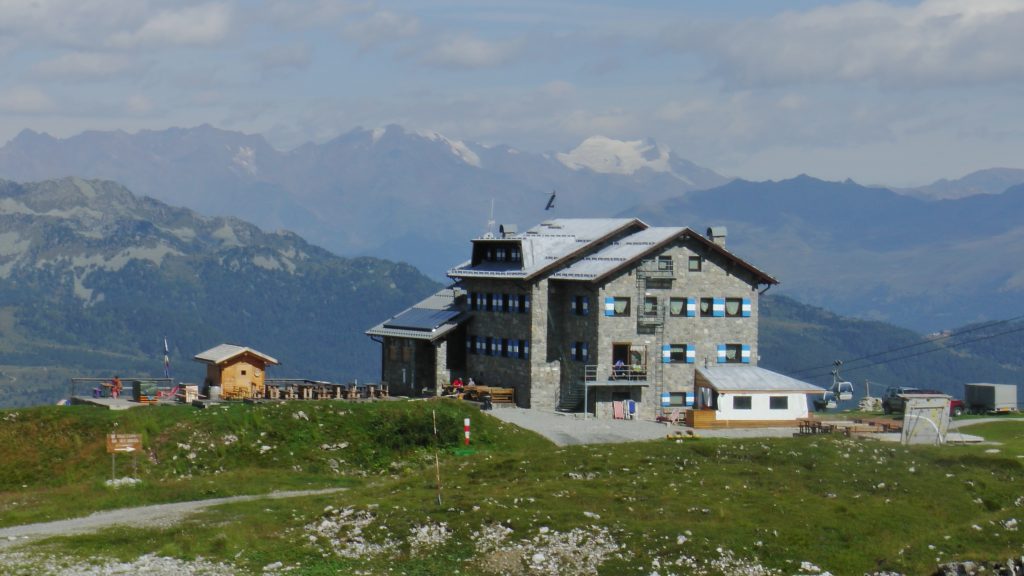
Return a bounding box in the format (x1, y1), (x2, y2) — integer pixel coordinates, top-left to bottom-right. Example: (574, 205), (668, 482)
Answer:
(110, 375), (123, 399)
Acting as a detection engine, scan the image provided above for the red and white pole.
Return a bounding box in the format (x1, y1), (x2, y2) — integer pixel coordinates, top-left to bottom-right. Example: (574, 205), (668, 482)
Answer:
(463, 418), (471, 446)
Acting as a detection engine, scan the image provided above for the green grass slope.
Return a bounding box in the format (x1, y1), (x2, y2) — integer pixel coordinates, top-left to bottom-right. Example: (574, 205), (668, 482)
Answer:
(1, 402), (1023, 575)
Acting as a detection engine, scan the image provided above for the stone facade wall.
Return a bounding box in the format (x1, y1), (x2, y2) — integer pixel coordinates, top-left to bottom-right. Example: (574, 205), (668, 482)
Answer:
(461, 278), (535, 406)
(593, 237), (761, 415)
(433, 340), (449, 395)
(450, 235), (764, 412)
(547, 280), (600, 407)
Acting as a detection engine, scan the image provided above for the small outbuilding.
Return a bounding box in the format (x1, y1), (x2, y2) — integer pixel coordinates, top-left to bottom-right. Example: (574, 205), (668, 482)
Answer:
(688, 366), (824, 428)
(194, 344), (280, 400)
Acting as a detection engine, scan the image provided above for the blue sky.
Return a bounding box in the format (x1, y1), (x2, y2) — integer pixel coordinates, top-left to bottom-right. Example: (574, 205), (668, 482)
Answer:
(1, 0), (1022, 185)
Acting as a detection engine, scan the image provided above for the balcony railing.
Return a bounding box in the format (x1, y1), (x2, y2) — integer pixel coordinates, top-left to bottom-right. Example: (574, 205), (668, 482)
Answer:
(584, 364), (648, 382)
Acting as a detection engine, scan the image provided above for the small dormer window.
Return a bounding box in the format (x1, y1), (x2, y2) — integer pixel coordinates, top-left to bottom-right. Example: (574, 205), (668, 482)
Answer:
(511, 247), (521, 262)
(496, 247), (506, 261)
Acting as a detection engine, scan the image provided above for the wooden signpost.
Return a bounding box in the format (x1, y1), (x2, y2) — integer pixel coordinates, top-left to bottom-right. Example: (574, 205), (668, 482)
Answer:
(107, 433), (142, 481)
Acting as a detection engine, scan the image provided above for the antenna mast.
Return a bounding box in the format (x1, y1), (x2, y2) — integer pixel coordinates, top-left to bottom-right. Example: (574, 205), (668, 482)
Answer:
(486, 198), (495, 237)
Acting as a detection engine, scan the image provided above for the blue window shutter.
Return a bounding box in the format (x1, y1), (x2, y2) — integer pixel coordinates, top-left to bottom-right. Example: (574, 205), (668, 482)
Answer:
(686, 344), (695, 364)
(583, 296), (590, 315)
(511, 339), (519, 356)
(742, 298), (751, 317)
(741, 344), (751, 363)
(604, 297), (615, 316)
(686, 297), (696, 317)
(717, 344), (727, 363)
(524, 340), (530, 359)
(477, 337), (484, 354)
(713, 297), (725, 317)
(662, 344), (671, 364)
(582, 342), (588, 362)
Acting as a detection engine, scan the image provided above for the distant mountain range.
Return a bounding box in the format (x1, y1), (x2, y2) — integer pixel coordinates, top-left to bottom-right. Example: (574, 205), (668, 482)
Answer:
(0, 126), (727, 279)
(1, 125), (1022, 333)
(0, 177), (1019, 409)
(0, 177), (438, 407)
(759, 295), (1024, 405)
(630, 175), (1024, 331)
(899, 167), (1024, 200)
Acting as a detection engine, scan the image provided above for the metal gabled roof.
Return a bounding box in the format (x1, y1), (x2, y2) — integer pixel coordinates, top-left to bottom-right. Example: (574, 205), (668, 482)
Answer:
(696, 366), (824, 394)
(448, 218), (643, 280)
(551, 226), (685, 280)
(194, 344), (280, 366)
(448, 218), (777, 286)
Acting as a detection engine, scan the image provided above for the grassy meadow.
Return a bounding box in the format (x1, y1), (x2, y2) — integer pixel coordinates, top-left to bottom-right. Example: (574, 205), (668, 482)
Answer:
(1, 401), (1022, 575)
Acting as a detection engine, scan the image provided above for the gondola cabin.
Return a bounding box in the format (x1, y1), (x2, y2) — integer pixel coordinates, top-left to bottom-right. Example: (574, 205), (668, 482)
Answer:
(194, 344), (280, 400)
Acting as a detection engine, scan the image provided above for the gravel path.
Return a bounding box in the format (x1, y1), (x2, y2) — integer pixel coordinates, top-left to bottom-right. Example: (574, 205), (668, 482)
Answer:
(0, 487), (346, 550)
(949, 417), (1024, 430)
(487, 408), (797, 446)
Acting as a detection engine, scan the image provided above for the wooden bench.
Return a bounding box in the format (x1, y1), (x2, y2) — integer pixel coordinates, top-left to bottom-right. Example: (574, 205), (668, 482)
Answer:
(460, 385), (515, 404)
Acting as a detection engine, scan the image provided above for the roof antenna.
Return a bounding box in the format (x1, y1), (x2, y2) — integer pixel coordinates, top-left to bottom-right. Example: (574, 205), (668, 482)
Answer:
(545, 189), (556, 211)
(484, 198), (495, 238)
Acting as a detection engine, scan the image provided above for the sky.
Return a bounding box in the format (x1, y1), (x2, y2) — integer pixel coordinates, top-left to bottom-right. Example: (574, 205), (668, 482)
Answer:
(1, 0), (1023, 186)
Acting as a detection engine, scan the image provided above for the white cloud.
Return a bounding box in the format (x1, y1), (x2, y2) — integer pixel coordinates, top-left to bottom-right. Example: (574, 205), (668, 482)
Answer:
(260, 0), (370, 28)
(258, 43), (312, 73)
(344, 10), (420, 48)
(538, 80), (574, 99)
(0, 0), (144, 47)
(0, 86), (55, 114)
(108, 3), (233, 48)
(421, 33), (523, 69)
(125, 94), (155, 115)
(664, 0), (1024, 87)
(33, 52), (140, 80)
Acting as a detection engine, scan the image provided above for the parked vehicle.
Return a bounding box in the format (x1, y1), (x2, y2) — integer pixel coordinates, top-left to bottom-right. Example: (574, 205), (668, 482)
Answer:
(964, 383), (1020, 414)
(882, 387), (964, 416)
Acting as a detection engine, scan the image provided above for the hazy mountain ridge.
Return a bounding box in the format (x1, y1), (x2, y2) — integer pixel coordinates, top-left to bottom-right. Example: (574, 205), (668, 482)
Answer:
(900, 167), (1024, 200)
(759, 295), (1024, 403)
(0, 125), (729, 278)
(631, 175), (1024, 331)
(0, 177), (440, 407)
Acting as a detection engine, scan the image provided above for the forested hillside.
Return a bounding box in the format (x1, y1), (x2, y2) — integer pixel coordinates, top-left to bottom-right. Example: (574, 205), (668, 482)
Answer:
(760, 295), (1024, 402)
(0, 178), (439, 407)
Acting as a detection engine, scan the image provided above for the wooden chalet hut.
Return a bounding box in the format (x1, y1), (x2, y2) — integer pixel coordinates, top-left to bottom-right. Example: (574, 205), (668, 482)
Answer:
(194, 344), (279, 400)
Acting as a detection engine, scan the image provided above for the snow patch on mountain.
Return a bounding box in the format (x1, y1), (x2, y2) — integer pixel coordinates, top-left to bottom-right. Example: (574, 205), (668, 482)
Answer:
(557, 136), (694, 185)
(0, 197), (105, 220)
(415, 130), (481, 168)
(232, 146), (258, 175)
(371, 127), (386, 144)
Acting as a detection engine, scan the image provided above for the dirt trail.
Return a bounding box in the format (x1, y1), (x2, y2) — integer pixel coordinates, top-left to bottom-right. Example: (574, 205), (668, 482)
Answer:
(0, 487), (345, 549)
(949, 417), (1024, 430)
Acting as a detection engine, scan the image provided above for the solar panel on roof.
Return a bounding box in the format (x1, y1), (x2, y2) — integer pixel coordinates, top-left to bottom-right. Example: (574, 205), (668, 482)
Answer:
(383, 308), (460, 331)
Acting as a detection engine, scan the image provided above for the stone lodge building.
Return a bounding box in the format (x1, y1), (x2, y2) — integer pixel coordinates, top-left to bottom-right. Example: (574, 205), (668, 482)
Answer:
(367, 217), (780, 418)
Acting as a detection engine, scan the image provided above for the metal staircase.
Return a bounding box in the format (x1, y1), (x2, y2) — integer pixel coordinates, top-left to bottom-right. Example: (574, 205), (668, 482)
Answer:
(636, 258), (672, 410)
